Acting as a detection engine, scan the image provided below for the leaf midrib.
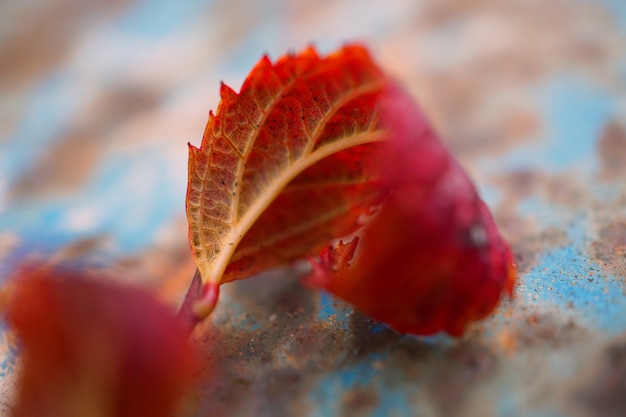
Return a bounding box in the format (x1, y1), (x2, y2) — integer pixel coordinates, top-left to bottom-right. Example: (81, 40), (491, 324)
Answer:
(203, 129), (388, 285)
(197, 63), (387, 285)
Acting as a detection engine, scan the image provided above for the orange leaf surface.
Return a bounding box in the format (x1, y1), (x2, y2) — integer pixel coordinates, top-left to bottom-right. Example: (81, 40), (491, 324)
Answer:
(186, 45), (393, 318)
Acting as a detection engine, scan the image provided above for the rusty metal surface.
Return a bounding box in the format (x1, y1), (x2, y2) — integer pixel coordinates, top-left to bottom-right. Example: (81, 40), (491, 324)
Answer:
(1, 0), (626, 416)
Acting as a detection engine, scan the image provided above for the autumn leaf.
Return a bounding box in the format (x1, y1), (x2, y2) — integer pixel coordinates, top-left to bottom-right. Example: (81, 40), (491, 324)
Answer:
(184, 43), (516, 335)
(3, 265), (195, 417)
(186, 45), (393, 320)
(306, 88), (517, 336)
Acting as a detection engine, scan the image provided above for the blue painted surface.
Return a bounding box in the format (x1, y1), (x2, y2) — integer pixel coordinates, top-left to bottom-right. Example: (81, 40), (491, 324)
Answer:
(309, 352), (392, 417)
(522, 240), (626, 335)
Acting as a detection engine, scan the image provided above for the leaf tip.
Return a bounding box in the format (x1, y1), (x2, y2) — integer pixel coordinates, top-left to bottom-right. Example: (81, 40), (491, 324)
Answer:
(219, 82), (237, 102)
(260, 54), (272, 65)
(302, 44), (319, 58)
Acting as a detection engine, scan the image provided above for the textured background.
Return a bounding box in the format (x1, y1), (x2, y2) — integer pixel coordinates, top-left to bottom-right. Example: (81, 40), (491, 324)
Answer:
(1, 0), (626, 416)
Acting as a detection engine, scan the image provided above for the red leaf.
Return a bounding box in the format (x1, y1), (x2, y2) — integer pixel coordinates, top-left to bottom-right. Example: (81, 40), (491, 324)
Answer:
(4, 266), (195, 417)
(185, 45), (392, 320)
(183, 43), (516, 335)
(306, 88), (517, 336)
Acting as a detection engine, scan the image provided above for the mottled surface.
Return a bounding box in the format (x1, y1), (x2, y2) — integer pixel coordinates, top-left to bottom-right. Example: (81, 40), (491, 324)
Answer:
(1, 0), (626, 416)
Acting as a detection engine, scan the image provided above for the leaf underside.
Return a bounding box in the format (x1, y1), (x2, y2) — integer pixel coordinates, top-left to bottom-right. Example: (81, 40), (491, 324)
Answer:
(186, 46), (393, 289)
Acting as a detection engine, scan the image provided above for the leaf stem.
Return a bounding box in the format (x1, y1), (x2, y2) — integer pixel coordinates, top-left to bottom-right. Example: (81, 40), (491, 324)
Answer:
(176, 268), (219, 335)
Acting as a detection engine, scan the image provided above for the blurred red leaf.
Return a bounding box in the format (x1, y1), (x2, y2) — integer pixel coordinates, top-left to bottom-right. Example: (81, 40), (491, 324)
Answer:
(4, 266), (194, 417)
(306, 88), (517, 336)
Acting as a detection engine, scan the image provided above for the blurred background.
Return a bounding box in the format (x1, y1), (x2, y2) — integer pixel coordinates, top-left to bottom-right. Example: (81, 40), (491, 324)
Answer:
(1, 0), (625, 416)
